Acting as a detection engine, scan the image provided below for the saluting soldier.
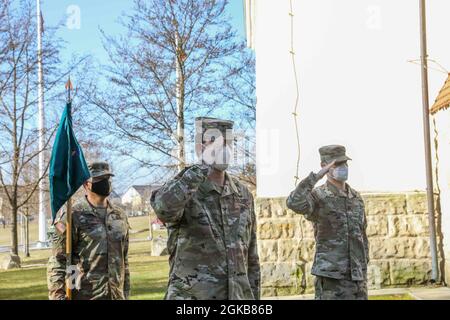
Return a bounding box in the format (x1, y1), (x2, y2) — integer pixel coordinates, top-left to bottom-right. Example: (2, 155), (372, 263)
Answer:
(47, 162), (130, 300)
(286, 145), (369, 300)
(151, 117), (260, 300)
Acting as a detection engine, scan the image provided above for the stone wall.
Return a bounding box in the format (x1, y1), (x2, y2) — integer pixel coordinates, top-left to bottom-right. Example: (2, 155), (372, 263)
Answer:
(256, 192), (444, 297)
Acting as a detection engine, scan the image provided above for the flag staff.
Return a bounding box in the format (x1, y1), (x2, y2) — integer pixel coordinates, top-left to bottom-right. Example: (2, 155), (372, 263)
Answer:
(65, 77), (73, 300)
(36, 0), (48, 248)
(419, 0), (439, 283)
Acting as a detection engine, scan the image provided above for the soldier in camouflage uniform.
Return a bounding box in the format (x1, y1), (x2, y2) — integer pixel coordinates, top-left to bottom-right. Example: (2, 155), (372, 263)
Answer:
(47, 162), (130, 300)
(286, 145), (369, 300)
(151, 117), (260, 300)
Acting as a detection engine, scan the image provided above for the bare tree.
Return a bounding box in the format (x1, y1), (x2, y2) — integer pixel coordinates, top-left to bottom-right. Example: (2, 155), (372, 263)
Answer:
(84, 0), (246, 180)
(221, 51), (256, 124)
(220, 51), (256, 187)
(0, 0), (81, 255)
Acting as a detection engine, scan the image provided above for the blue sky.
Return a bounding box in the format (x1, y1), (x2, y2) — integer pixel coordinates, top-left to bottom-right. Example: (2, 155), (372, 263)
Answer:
(41, 0), (245, 63)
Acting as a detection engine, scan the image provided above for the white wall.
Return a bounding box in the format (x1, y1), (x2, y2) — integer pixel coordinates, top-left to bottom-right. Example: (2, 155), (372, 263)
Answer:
(252, 0), (450, 197)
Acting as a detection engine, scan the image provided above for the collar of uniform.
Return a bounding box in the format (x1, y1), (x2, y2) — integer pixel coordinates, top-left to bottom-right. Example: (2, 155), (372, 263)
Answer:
(83, 196), (113, 216)
(224, 172), (240, 196)
(199, 179), (222, 195)
(198, 172), (240, 197)
(326, 180), (356, 198)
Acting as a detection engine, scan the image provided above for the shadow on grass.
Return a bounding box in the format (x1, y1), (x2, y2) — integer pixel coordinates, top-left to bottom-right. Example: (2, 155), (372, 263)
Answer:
(0, 267), (47, 300)
(0, 284), (48, 300)
(131, 276), (167, 300)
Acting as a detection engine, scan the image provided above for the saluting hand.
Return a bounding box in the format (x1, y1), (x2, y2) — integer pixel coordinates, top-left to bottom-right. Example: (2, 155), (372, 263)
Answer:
(195, 163), (213, 177)
(316, 160), (336, 179)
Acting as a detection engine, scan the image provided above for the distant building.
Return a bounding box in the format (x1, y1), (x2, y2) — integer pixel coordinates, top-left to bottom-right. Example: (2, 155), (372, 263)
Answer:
(121, 185), (160, 215)
(109, 190), (122, 205)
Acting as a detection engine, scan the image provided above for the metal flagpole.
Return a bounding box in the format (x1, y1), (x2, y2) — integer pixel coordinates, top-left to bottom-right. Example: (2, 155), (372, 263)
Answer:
(36, 0), (47, 248)
(419, 0), (439, 283)
(174, 22), (186, 171)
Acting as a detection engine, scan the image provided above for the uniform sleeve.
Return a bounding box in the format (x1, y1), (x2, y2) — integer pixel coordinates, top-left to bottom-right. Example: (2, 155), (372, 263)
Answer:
(47, 223), (67, 300)
(150, 165), (207, 224)
(123, 216), (131, 299)
(248, 195), (261, 300)
(362, 202), (370, 263)
(286, 172), (321, 221)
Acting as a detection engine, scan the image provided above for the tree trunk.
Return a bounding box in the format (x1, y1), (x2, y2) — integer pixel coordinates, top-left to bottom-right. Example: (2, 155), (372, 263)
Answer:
(10, 206), (18, 255)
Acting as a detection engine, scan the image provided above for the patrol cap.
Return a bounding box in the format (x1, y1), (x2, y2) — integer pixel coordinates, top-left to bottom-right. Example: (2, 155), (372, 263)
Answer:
(88, 161), (114, 182)
(319, 145), (352, 164)
(195, 117), (234, 144)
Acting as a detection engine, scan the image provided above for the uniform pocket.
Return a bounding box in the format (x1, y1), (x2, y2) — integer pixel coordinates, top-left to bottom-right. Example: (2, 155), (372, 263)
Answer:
(79, 221), (105, 241)
(238, 210), (252, 246)
(108, 218), (127, 242)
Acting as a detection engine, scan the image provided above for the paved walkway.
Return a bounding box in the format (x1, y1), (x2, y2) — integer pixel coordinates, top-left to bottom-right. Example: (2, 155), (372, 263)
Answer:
(263, 286), (450, 300)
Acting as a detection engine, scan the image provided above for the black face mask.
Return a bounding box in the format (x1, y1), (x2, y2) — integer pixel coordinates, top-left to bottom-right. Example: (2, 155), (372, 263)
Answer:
(90, 179), (111, 197)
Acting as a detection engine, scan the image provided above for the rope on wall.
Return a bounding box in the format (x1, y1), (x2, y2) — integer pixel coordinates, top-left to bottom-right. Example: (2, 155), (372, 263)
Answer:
(289, 0), (307, 294)
(289, 0), (301, 187)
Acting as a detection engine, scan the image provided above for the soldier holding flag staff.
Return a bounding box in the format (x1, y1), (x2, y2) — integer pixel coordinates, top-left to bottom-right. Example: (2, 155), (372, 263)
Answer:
(47, 162), (130, 300)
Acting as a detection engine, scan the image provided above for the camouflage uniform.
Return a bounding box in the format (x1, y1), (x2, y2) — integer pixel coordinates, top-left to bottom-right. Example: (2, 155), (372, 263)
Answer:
(286, 145), (369, 300)
(151, 118), (260, 300)
(47, 162), (130, 300)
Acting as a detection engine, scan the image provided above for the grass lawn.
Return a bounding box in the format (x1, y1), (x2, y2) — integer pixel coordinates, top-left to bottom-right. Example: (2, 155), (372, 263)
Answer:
(0, 241), (169, 300)
(0, 216), (169, 299)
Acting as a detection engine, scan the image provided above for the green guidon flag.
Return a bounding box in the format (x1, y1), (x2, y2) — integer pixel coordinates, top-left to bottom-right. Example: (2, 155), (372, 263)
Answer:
(49, 102), (90, 222)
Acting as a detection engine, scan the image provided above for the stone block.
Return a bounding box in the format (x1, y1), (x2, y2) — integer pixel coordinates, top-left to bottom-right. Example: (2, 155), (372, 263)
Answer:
(367, 260), (390, 289)
(389, 259), (431, 285)
(388, 215), (429, 237)
(258, 240), (278, 263)
(260, 262), (296, 287)
(270, 198), (289, 217)
(1, 254), (21, 270)
(261, 287), (276, 297)
(255, 198), (272, 218)
(257, 220), (295, 240)
(366, 215), (388, 237)
(277, 239), (299, 262)
(363, 194), (406, 216)
(369, 238), (429, 259)
(298, 239), (315, 262)
(295, 217), (315, 239)
(405, 192), (427, 214)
